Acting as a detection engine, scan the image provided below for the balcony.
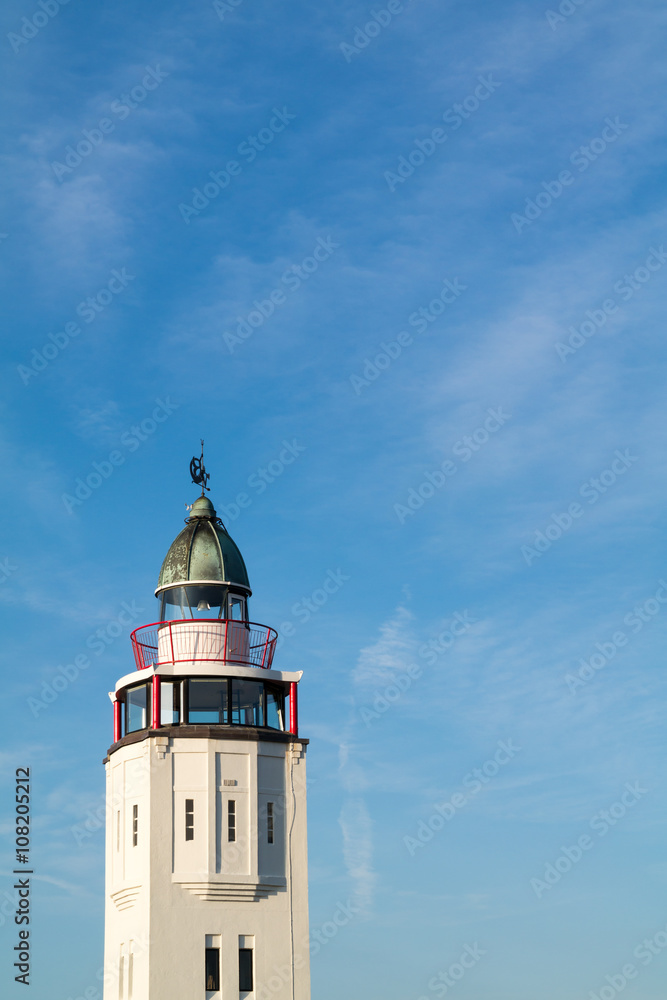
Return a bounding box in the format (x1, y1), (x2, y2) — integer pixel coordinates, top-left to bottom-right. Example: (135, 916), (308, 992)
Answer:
(130, 619), (278, 671)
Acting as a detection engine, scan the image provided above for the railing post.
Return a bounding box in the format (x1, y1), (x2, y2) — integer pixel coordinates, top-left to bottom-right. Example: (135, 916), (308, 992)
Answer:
(113, 699), (122, 743)
(152, 675), (161, 730)
(169, 621), (175, 665)
(224, 619), (229, 664)
(289, 682), (298, 737)
(259, 628), (268, 669)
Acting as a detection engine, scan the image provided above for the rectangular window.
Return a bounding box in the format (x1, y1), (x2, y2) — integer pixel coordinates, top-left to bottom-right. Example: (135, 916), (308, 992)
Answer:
(239, 948), (253, 993)
(132, 805), (138, 847)
(229, 596), (245, 621)
(228, 799), (236, 842)
(185, 799), (194, 841)
(230, 679), (264, 727)
(126, 684), (148, 733)
(205, 948), (220, 992)
(161, 680), (181, 725)
(188, 679), (228, 724)
(267, 802), (274, 844)
(265, 686), (284, 731)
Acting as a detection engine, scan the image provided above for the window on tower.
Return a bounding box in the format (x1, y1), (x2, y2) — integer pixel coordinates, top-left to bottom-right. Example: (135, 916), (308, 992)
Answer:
(267, 802), (274, 844)
(132, 805), (138, 847)
(227, 800), (236, 842)
(205, 948), (220, 992)
(161, 680), (181, 725)
(185, 799), (194, 841)
(228, 594), (246, 620)
(125, 684), (148, 733)
(160, 585), (230, 621)
(265, 685), (284, 730)
(239, 948), (254, 993)
(188, 679), (229, 724)
(230, 679), (264, 726)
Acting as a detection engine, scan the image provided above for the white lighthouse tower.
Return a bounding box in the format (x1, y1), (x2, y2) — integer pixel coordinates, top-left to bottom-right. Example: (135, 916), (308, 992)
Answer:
(102, 452), (310, 1000)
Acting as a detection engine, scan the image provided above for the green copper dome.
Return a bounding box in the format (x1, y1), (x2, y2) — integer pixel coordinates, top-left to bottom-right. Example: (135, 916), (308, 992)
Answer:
(155, 495), (251, 594)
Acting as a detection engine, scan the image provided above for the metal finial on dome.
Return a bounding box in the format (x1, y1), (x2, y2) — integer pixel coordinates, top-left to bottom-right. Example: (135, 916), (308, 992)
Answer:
(190, 439), (210, 495)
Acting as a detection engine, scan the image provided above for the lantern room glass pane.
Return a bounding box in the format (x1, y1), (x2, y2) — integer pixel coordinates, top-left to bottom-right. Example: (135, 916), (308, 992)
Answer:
(230, 679), (264, 726)
(266, 686), (284, 731)
(126, 685), (148, 733)
(228, 595), (246, 621)
(161, 681), (180, 725)
(159, 585), (228, 621)
(187, 679), (228, 724)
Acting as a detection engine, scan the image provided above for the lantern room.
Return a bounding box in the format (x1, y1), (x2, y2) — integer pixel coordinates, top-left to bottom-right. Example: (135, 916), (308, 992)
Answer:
(108, 484), (300, 744)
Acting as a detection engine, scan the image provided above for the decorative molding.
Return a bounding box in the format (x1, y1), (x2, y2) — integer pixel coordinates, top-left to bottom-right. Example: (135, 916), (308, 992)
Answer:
(111, 885), (142, 911)
(179, 880), (285, 902)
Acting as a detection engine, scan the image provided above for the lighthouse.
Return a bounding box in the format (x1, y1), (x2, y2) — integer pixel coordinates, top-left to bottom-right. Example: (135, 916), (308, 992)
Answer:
(102, 451), (310, 1000)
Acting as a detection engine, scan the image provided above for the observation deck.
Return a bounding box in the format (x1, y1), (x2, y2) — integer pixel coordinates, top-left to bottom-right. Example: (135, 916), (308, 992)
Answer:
(130, 619), (278, 671)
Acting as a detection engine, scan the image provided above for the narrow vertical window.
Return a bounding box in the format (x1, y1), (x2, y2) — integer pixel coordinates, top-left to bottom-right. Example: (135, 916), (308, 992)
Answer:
(185, 799), (195, 841)
(205, 948), (220, 991)
(228, 800), (236, 842)
(116, 810), (120, 851)
(128, 942), (134, 999)
(239, 948), (253, 993)
(267, 802), (274, 844)
(132, 805), (138, 847)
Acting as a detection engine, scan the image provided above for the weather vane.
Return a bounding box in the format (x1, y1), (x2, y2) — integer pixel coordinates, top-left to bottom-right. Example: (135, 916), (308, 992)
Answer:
(190, 439), (210, 494)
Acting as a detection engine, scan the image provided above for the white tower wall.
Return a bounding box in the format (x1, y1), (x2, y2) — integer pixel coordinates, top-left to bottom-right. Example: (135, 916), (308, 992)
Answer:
(103, 729), (310, 1000)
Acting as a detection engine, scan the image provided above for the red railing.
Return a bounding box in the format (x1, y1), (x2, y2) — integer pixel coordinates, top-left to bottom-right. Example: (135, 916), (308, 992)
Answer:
(130, 619), (278, 671)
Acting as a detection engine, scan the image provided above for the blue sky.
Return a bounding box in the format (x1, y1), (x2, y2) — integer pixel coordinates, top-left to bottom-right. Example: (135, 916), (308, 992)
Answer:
(2, 0), (667, 996)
